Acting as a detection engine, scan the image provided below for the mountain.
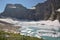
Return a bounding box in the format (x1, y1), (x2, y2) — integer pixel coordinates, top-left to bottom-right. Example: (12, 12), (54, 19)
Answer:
(1, 4), (27, 19)
(35, 0), (60, 21)
(0, 0), (60, 21)
(0, 4), (36, 20)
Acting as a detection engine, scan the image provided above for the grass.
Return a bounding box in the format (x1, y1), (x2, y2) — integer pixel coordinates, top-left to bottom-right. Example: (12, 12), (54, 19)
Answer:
(0, 30), (43, 40)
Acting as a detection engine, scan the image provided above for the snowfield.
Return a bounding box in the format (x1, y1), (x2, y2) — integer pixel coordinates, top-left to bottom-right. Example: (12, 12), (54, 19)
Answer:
(0, 18), (60, 26)
(0, 18), (60, 38)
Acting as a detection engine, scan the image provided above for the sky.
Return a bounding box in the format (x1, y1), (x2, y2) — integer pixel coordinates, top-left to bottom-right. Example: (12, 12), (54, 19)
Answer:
(0, 0), (46, 13)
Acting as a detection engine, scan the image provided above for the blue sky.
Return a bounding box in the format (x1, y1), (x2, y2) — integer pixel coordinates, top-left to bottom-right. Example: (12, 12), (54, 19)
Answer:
(0, 0), (46, 13)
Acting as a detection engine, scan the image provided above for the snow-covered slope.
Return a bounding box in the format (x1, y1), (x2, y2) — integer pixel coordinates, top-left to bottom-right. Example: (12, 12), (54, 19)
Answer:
(0, 18), (19, 24)
(0, 18), (60, 26)
(0, 18), (60, 30)
(39, 20), (60, 26)
(0, 18), (60, 38)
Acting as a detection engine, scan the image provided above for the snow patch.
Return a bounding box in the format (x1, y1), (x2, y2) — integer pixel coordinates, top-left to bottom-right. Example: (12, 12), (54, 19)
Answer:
(0, 18), (60, 27)
(56, 8), (60, 12)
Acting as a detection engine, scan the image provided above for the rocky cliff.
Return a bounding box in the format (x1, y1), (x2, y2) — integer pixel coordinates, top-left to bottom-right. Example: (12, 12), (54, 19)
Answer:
(0, 4), (36, 20)
(34, 0), (60, 21)
(1, 4), (27, 19)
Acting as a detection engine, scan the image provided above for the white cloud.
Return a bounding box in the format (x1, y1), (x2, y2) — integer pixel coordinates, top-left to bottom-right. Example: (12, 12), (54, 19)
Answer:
(29, 7), (36, 9)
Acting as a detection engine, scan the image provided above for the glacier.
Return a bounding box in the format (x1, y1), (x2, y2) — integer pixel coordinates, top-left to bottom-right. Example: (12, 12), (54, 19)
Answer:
(0, 18), (60, 40)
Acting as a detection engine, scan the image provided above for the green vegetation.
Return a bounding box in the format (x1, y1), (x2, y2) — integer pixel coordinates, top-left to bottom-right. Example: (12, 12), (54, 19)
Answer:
(0, 31), (43, 40)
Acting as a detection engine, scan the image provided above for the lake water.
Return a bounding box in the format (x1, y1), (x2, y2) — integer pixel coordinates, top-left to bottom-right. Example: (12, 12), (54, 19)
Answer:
(16, 21), (60, 40)
(18, 25), (60, 40)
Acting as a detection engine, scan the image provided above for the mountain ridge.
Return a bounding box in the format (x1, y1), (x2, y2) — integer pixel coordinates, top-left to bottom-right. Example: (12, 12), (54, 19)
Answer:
(0, 0), (60, 21)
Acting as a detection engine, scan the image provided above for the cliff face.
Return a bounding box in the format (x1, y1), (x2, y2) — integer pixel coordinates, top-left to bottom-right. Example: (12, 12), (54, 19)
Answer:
(1, 4), (27, 19)
(35, 0), (60, 21)
(1, 4), (36, 20)
(0, 0), (60, 21)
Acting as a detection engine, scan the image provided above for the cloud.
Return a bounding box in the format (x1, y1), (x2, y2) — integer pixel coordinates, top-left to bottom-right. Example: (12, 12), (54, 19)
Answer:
(29, 7), (36, 9)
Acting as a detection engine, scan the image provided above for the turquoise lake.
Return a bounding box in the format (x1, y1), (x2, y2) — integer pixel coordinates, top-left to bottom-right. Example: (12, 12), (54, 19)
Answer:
(19, 26), (60, 40)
